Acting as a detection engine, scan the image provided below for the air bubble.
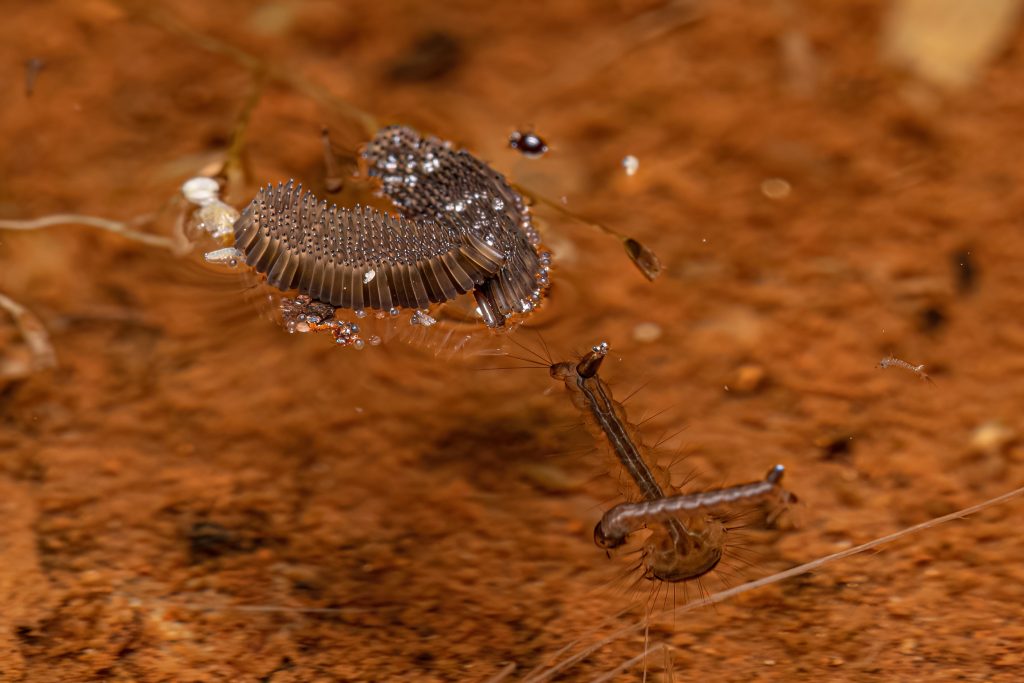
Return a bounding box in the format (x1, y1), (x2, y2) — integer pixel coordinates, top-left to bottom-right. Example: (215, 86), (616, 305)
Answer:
(621, 155), (640, 176)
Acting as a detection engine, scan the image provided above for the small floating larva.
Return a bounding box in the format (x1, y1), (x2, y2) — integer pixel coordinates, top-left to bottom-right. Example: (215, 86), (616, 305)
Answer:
(878, 354), (934, 384)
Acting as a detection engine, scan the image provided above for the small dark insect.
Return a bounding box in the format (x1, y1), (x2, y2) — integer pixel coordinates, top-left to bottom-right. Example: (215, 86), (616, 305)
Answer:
(509, 130), (549, 159)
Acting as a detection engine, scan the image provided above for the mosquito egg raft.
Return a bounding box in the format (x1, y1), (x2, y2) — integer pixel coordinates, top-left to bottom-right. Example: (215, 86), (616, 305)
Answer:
(621, 154), (639, 176)
(508, 130), (549, 158)
(229, 125), (551, 348)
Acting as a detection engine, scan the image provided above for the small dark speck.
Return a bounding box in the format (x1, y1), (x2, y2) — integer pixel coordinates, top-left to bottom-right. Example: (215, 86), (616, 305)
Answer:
(187, 521), (239, 562)
(951, 248), (977, 294)
(918, 305), (947, 333)
(387, 31), (462, 82)
(25, 57), (45, 97)
(816, 433), (853, 460)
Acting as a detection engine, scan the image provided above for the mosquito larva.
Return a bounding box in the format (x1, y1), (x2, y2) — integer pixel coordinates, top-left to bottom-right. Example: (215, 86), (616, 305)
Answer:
(878, 354), (934, 383)
(549, 341), (794, 583)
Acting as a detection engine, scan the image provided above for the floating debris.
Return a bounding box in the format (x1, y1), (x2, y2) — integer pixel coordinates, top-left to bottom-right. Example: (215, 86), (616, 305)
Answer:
(410, 309), (437, 327)
(182, 177), (238, 241)
(203, 247), (244, 267)
(623, 238), (661, 281)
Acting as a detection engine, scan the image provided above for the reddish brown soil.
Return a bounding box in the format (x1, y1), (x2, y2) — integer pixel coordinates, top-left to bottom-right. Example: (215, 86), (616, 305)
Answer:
(4, 1), (1024, 681)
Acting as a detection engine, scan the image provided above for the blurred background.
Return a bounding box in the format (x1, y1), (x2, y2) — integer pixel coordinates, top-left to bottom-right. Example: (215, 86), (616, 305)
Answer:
(3, 0), (1024, 680)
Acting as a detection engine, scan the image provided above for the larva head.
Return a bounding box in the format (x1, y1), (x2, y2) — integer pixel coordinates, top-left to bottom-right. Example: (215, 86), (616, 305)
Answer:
(593, 521), (627, 550)
(643, 519), (726, 583)
(549, 341), (609, 382)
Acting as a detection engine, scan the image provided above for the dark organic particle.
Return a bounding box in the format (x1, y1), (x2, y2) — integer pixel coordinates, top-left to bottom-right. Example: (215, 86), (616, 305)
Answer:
(509, 130), (549, 159)
(623, 237), (661, 281)
(386, 31), (462, 82)
(952, 248), (977, 294)
(233, 126), (549, 327)
(918, 305), (947, 333)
